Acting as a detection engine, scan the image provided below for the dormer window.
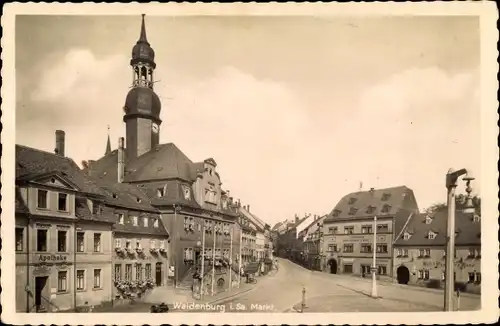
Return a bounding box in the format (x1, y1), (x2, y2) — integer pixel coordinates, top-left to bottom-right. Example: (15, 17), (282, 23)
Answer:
(132, 215), (138, 226)
(156, 188), (164, 197)
(428, 231), (436, 240)
(366, 206), (376, 214)
(348, 207), (358, 215)
(425, 216), (433, 224)
(143, 217), (148, 227)
(112, 193), (118, 199)
(153, 218), (159, 228)
(381, 193), (391, 201)
(381, 204), (391, 213)
(136, 197), (141, 203)
(348, 197), (357, 205)
(472, 214), (480, 223)
(403, 232), (410, 240)
(332, 209), (341, 217)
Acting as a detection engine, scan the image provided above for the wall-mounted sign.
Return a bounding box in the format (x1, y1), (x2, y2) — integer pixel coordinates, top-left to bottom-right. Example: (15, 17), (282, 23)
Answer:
(377, 235), (387, 242)
(36, 254), (68, 263)
(423, 260), (476, 269)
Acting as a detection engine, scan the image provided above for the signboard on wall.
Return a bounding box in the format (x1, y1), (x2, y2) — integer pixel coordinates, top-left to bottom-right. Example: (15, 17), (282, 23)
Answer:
(35, 254), (69, 263)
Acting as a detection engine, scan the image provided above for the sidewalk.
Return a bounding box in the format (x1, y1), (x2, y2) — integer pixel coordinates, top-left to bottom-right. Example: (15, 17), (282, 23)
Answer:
(289, 293), (442, 313)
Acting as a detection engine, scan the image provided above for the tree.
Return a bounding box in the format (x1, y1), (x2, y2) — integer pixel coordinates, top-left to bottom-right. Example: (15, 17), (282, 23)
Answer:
(424, 195), (481, 215)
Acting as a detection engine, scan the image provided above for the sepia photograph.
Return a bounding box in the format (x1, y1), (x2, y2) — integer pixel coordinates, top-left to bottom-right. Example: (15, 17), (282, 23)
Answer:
(1, 2), (498, 325)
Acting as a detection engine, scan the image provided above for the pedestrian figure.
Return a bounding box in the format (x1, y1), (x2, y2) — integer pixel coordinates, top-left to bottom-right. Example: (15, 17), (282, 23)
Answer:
(192, 268), (202, 299)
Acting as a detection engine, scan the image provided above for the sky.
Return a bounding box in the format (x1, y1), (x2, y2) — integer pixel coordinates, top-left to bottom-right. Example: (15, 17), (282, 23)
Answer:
(15, 15), (481, 226)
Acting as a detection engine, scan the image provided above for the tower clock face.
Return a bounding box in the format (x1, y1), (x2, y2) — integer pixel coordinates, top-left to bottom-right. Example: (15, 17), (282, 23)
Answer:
(152, 123), (159, 134)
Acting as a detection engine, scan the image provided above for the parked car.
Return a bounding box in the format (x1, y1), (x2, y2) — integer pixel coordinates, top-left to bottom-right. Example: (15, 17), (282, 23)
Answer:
(150, 303), (169, 313)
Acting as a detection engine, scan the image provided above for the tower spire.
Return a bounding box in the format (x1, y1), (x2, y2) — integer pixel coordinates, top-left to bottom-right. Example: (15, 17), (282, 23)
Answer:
(138, 14), (149, 44)
(105, 125), (111, 155)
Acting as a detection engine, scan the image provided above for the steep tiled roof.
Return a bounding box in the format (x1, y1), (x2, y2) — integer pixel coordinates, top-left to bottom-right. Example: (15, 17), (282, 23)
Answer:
(324, 186), (418, 223)
(16, 145), (106, 196)
(86, 143), (197, 183)
(239, 207), (264, 232)
(394, 206), (481, 247)
(75, 197), (115, 224)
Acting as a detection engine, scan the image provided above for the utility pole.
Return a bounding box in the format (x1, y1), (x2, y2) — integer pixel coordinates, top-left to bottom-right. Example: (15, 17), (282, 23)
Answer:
(371, 215), (378, 298)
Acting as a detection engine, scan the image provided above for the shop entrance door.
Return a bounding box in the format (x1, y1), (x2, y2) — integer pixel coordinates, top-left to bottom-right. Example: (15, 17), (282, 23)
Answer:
(155, 263), (163, 286)
(34, 276), (49, 312)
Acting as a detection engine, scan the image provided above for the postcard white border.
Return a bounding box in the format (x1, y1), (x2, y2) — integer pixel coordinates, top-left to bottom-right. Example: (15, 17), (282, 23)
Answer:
(1, 2), (498, 325)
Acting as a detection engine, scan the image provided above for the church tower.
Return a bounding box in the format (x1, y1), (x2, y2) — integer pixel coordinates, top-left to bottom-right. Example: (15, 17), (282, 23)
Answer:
(123, 14), (162, 160)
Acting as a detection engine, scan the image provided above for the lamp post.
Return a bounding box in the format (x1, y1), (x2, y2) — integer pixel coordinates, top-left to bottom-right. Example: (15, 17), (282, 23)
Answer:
(444, 168), (475, 311)
(371, 215), (378, 298)
(173, 204), (182, 288)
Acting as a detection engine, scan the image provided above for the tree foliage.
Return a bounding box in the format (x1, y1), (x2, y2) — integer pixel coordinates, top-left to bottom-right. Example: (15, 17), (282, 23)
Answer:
(424, 194), (481, 215)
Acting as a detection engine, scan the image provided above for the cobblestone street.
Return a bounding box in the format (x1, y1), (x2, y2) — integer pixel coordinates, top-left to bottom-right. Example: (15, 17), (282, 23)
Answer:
(220, 259), (481, 313)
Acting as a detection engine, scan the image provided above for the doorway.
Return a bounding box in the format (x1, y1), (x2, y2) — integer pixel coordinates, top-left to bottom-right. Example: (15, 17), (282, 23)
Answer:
(195, 251), (201, 265)
(155, 263), (163, 286)
(34, 276), (49, 312)
(328, 259), (337, 274)
(397, 265), (410, 284)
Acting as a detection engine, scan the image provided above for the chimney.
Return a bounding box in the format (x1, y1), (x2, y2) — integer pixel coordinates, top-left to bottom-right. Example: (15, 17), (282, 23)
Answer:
(55, 130), (65, 156)
(118, 137), (125, 183)
(248, 205), (250, 212)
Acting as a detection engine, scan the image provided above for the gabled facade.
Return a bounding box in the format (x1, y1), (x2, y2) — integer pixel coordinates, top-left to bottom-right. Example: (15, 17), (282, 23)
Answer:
(15, 145), (115, 312)
(393, 204), (481, 294)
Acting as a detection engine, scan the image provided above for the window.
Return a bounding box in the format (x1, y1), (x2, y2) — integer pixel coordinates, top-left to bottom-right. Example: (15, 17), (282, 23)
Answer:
(348, 197), (357, 205)
(468, 272), (475, 283)
(156, 188), (164, 197)
(92, 202), (102, 215)
(37, 189), (48, 209)
(328, 227), (338, 234)
(343, 244), (354, 253)
(332, 209), (341, 217)
(132, 215), (138, 226)
(377, 224), (389, 232)
(114, 265), (122, 281)
(428, 231), (436, 240)
(37, 229), (48, 252)
(57, 230), (67, 252)
(473, 214), (480, 223)
(135, 264), (142, 281)
(418, 269), (430, 280)
(366, 206), (376, 214)
(328, 244), (338, 252)
(145, 264), (152, 279)
(348, 207), (358, 215)
(475, 272), (481, 284)
(153, 218), (159, 228)
(150, 240), (156, 249)
(159, 240), (165, 250)
(117, 213), (124, 225)
(381, 204), (392, 213)
(76, 270), (85, 290)
(58, 193), (68, 211)
(402, 249), (409, 257)
(93, 233), (101, 252)
(361, 226), (372, 234)
(57, 271), (68, 292)
(77, 232), (85, 252)
(381, 193), (391, 201)
(114, 239), (121, 249)
(376, 244), (388, 253)
(361, 244), (372, 253)
(15, 228), (23, 251)
(93, 269), (101, 288)
(344, 227), (354, 235)
(343, 264), (353, 273)
(396, 248), (402, 257)
(403, 232), (410, 240)
(143, 217), (148, 227)
(378, 265), (387, 275)
(425, 216), (433, 224)
(125, 264), (132, 281)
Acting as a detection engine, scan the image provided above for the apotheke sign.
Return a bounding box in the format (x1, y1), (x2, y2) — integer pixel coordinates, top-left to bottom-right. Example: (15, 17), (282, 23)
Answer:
(36, 254), (68, 263)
